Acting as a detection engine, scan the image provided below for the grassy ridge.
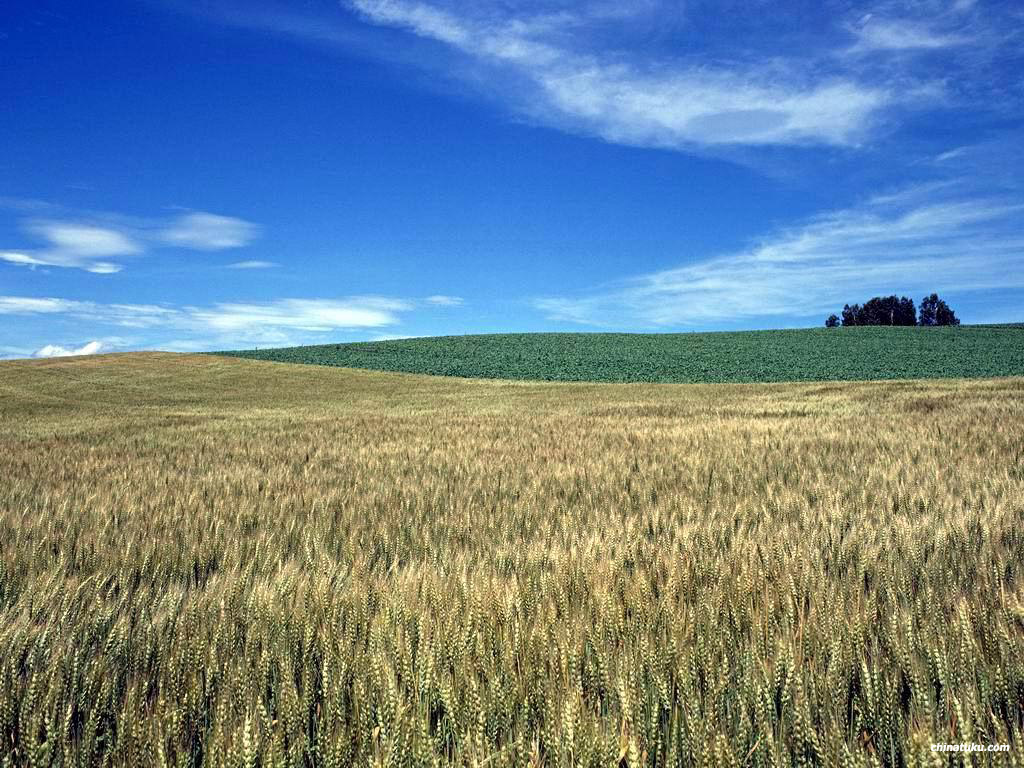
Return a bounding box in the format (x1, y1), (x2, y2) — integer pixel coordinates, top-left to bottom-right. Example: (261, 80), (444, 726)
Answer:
(1, 353), (1023, 765)
(217, 325), (1024, 382)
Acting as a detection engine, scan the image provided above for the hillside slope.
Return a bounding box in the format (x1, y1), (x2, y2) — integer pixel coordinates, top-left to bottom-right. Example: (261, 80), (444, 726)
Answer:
(217, 325), (1024, 382)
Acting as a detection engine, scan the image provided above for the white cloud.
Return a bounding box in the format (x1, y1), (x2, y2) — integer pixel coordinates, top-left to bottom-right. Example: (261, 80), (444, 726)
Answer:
(103, 304), (182, 328)
(84, 262), (123, 274)
(0, 251), (51, 268)
(848, 17), (972, 53)
(160, 212), (259, 250)
(176, 0), (1019, 157)
(424, 294), (464, 306)
(0, 223), (137, 273)
(1, 209), (259, 273)
(535, 184), (1024, 327)
(0, 296), (81, 314)
(348, 0), (891, 148)
(0, 295), (416, 346)
(227, 260), (277, 269)
(33, 223), (141, 257)
(0, 296), (180, 329)
(190, 298), (410, 333)
(359, 0), (471, 46)
(34, 340), (104, 358)
(935, 146), (969, 163)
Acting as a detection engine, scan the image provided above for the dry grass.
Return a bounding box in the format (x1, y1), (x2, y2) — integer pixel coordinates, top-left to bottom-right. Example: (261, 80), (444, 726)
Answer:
(1, 352), (1022, 767)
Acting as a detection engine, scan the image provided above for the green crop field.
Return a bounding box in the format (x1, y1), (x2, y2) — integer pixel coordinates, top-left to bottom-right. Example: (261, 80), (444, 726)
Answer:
(216, 325), (1024, 383)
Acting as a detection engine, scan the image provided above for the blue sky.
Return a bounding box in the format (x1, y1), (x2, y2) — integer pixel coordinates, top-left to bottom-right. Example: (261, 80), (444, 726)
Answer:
(1, 0), (1022, 357)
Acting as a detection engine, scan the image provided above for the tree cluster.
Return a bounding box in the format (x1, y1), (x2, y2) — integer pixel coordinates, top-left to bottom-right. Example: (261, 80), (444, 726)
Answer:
(918, 293), (960, 326)
(825, 293), (959, 328)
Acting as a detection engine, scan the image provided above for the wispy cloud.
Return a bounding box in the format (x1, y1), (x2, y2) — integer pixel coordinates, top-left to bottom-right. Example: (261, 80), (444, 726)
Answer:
(0, 296), (81, 314)
(164, 0), (1021, 158)
(227, 260), (277, 269)
(35, 222), (141, 257)
(34, 340), (105, 358)
(847, 16), (973, 53)
(1, 222), (139, 273)
(189, 298), (410, 333)
(424, 294), (464, 306)
(347, 0), (890, 148)
(160, 212), (259, 250)
(0, 209), (258, 273)
(535, 183), (1024, 327)
(0, 295), (416, 349)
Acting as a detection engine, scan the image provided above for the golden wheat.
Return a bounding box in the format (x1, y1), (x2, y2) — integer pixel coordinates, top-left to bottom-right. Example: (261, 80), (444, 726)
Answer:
(0, 353), (1022, 767)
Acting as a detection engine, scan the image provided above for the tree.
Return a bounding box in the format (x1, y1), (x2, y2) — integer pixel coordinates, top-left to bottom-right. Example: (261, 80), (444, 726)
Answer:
(919, 293), (959, 326)
(897, 296), (917, 326)
(825, 314), (840, 328)
(919, 294), (937, 326)
(839, 296), (916, 326)
(935, 300), (959, 326)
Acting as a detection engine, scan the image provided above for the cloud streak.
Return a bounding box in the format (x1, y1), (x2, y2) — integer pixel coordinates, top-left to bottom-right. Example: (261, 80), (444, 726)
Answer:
(1, 221), (138, 273)
(0, 295), (416, 349)
(535, 183), (1024, 327)
(0, 296), (81, 314)
(189, 298), (410, 333)
(847, 16), (973, 53)
(165, 0), (1021, 160)
(227, 260), (278, 269)
(0, 210), (259, 273)
(424, 295), (464, 306)
(347, 0), (890, 148)
(160, 212), (260, 250)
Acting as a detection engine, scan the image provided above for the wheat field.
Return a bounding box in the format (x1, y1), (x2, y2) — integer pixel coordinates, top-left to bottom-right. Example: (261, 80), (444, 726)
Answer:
(1, 353), (1022, 767)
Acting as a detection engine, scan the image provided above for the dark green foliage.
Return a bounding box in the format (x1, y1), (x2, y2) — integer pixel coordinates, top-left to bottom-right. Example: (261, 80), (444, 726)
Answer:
(839, 295), (917, 326)
(920, 293), (960, 326)
(825, 314), (839, 328)
(216, 325), (1024, 383)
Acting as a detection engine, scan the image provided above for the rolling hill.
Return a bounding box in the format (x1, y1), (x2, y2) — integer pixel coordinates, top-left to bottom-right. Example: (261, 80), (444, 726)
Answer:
(217, 325), (1024, 382)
